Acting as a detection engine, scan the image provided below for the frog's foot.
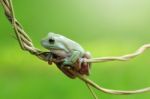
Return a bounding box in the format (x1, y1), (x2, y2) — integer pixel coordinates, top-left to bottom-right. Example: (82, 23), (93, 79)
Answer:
(47, 53), (53, 65)
(48, 60), (53, 65)
(78, 58), (85, 68)
(78, 58), (90, 76)
(62, 61), (73, 67)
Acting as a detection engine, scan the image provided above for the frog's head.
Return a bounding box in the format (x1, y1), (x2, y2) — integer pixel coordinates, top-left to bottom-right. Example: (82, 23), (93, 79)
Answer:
(41, 32), (67, 50)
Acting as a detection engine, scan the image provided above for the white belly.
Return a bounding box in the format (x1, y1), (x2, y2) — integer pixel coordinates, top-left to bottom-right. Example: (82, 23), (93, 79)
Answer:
(51, 49), (69, 58)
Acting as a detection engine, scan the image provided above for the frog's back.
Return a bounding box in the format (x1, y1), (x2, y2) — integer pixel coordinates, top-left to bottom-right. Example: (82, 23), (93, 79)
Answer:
(49, 32), (85, 54)
(61, 35), (85, 53)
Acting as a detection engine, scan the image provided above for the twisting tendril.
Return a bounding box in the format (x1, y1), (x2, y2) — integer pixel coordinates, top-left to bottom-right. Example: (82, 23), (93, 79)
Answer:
(0, 0), (150, 99)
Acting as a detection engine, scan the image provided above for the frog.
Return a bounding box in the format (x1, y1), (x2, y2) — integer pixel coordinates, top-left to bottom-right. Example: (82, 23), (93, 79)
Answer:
(41, 32), (91, 78)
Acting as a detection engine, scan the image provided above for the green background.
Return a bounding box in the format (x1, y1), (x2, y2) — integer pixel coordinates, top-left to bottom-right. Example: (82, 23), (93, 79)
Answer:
(0, 0), (150, 99)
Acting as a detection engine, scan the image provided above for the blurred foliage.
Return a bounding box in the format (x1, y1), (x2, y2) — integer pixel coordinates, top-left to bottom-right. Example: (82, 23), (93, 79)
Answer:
(0, 0), (150, 99)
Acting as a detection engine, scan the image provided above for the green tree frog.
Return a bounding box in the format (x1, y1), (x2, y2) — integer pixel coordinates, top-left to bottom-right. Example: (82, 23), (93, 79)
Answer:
(41, 32), (91, 78)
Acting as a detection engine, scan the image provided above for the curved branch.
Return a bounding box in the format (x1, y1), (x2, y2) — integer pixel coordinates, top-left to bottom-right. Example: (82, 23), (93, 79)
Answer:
(85, 82), (98, 99)
(78, 74), (150, 95)
(84, 44), (150, 63)
(0, 0), (41, 54)
(0, 0), (50, 61)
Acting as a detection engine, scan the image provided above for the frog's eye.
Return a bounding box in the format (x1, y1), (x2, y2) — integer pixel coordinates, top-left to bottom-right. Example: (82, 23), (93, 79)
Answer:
(48, 38), (55, 44)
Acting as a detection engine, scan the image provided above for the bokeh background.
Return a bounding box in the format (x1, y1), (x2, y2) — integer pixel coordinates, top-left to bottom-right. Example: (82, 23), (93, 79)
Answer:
(0, 0), (150, 99)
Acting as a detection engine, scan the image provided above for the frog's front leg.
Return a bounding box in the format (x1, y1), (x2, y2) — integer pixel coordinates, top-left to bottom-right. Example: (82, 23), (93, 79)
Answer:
(43, 52), (53, 65)
(63, 51), (81, 66)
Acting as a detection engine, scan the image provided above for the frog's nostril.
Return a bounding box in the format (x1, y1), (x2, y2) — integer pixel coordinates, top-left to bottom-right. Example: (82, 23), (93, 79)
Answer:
(40, 39), (46, 46)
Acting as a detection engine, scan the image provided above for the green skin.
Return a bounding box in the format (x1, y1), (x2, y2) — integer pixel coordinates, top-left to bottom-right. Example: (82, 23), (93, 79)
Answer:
(41, 32), (85, 67)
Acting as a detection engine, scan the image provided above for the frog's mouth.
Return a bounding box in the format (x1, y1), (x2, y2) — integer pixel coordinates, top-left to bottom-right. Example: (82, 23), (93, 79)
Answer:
(47, 45), (60, 50)
(43, 44), (57, 49)
(41, 41), (60, 50)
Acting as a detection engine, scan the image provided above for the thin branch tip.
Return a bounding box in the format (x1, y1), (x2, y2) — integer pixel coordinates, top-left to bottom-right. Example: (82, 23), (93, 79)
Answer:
(85, 44), (150, 63)
(78, 74), (150, 95)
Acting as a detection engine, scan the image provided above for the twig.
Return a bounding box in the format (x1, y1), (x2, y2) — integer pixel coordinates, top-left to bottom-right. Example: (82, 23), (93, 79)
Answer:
(84, 44), (150, 63)
(0, 0), (51, 61)
(78, 74), (150, 95)
(0, 0), (41, 55)
(86, 82), (98, 99)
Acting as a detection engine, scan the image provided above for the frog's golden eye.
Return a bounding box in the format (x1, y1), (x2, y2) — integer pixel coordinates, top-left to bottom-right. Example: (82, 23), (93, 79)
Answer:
(48, 38), (55, 44)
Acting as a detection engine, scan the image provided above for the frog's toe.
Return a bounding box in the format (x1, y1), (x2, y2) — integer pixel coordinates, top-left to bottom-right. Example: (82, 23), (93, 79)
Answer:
(48, 61), (53, 65)
(63, 61), (73, 66)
